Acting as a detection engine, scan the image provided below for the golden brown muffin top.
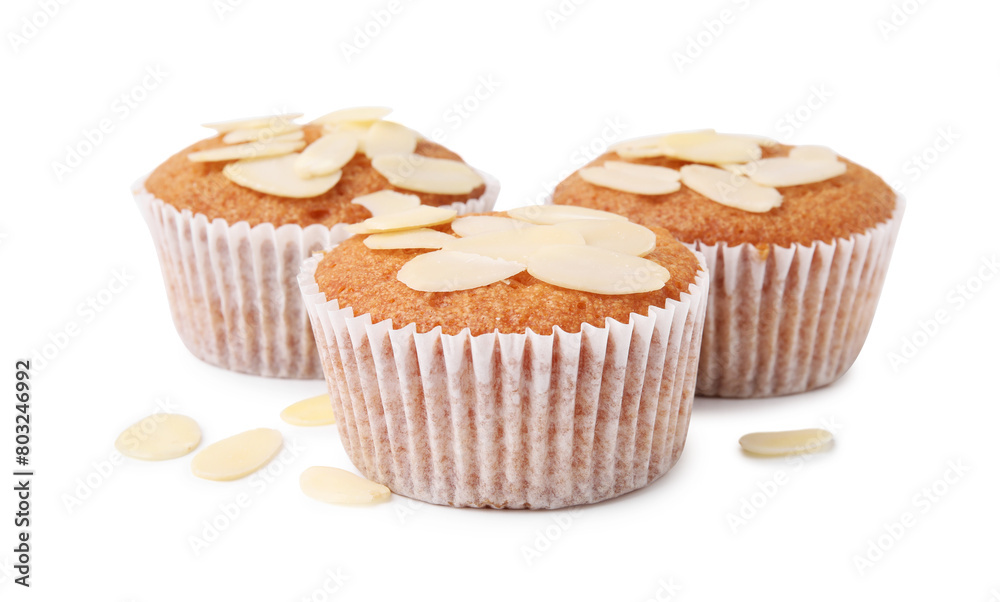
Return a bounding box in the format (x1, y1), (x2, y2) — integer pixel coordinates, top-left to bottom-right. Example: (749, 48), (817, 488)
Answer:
(313, 212), (702, 335)
(552, 143), (896, 248)
(144, 124), (486, 228)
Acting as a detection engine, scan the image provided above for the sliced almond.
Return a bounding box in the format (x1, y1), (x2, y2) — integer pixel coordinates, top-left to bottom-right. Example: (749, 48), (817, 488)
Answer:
(280, 394), (336, 427)
(680, 164), (782, 213)
(397, 250), (525, 292)
(190, 428), (283, 481)
(788, 145), (839, 162)
(739, 428), (834, 456)
(202, 113), (303, 133)
(372, 154), (483, 195)
(300, 466), (391, 505)
(364, 228), (457, 250)
(748, 157), (847, 187)
(114, 414), (202, 461)
(354, 205), (457, 233)
(295, 130), (359, 178)
(450, 215), (528, 237)
(443, 225), (585, 264)
(311, 106), (392, 126)
(222, 125), (303, 144)
(610, 134), (673, 159)
(527, 245), (669, 295)
(364, 120), (418, 158)
(579, 163), (681, 195)
(188, 140), (305, 163)
(223, 154), (342, 198)
(351, 190), (422, 217)
(554, 219), (657, 256)
(507, 204), (629, 225)
(663, 132), (762, 165)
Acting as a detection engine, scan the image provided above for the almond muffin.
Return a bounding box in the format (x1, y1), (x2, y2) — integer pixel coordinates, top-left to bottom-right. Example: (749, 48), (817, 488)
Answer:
(299, 205), (710, 508)
(552, 131), (903, 397)
(133, 108), (499, 378)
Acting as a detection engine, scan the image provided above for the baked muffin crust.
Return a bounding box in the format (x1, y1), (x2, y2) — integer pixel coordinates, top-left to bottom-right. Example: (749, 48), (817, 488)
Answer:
(145, 124), (486, 228)
(313, 212), (702, 336)
(552, 143), (896, 248)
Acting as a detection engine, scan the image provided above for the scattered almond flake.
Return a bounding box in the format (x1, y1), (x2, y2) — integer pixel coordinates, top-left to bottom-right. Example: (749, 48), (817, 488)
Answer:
(311, 106), (392, 126)
(223, 154), (342, 198)
(300, 466), (391, 505)
(604, 160), (681, 181)
(610, 134), (673, 159)
(364, 120), (418, 158)
(738, 428), (834, 456)
(190, 428), (283, 481)
(202, 113), (303, 133)
(442, 225), (585, 264)
(527, 244), (669, 295)
(280, 394), (336, 427)
(358, 205), (457, 233)
(579, 165), (682, 195)
(748, 157), (847, 187)
(662, 132), (763, 165)
(507, 204), (630, 225)
(364, 228), (458, 250)
(553, 219), (657, 256)
(222, 125), (303, 144)
(450, 215), (529, 237)
(679, 164), (782, 213)
(398, 250), (525, 292)
(351, 190), (422, 217)
(788, 145), (839, 162)
(294, 130), (359, 178)
(661, 129), (719, 148)
(718, 163), (752, 175)
(372, 154), (484, 195)
(188, 140), (305, 163)
(114, 414), (202, 461)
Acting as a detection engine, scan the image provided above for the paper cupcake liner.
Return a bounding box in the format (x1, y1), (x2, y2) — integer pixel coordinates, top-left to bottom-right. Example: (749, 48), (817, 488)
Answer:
(133, 169), (500, 379)
(691, 197), (905, 397)
(298, 253), (710, 509)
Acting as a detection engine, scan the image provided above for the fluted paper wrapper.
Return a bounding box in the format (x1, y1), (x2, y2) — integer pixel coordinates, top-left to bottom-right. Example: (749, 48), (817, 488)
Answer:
(299, 254), (709, 509)
(692, 197), (904, 398)
(132, 170), (500, 379)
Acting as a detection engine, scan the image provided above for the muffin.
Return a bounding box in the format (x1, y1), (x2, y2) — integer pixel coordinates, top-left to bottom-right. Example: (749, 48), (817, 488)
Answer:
(298, 205), (709, 509)
(551, 130), (903, 397)
(133, 107), (499, 379)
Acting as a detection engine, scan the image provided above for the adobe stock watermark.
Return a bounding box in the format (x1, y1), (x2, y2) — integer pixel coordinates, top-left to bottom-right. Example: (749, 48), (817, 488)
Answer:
(425, 74), (501, 146)
(887, 252), (997, 371)
(62, 395), (179, 515)
(51, 65), (167, 181)
(29, 268), (135, 374)
(726, 416), (841, 534)
(671, 0), (754, 73)
(544, 0), (588, 31)
(987, 587), (1000, 602)
(523, 116), (628, 207)
(340, 0), (410, 64)
(852, 459), (971, 575)
(774, 84), (834, 141)
(7, 0), (71, 55)
(520, 508), (583, 566)
(887, 126), (959, 195)
(296, 566), (351, 602)
(212, 0), (250, 20)
(395, 497), (424, 525)
(876, 0), (931, 41)
(188, 438), (306, 556)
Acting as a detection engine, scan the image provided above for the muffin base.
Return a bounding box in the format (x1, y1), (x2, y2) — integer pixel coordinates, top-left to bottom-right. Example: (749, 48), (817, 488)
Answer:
(133, 170), (500, 379)
(299, 253), (709, 509)
(693, 197), (905, 397)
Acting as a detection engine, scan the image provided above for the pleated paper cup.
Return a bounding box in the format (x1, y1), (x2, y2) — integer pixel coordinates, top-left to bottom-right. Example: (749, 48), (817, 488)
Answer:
(691, 197), (905, 398)
(298, 252), (709, 509)
(132, 170), (500, 379)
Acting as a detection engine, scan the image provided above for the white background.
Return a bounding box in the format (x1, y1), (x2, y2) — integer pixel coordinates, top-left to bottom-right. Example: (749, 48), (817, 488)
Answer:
(2, 0), (999, 600)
